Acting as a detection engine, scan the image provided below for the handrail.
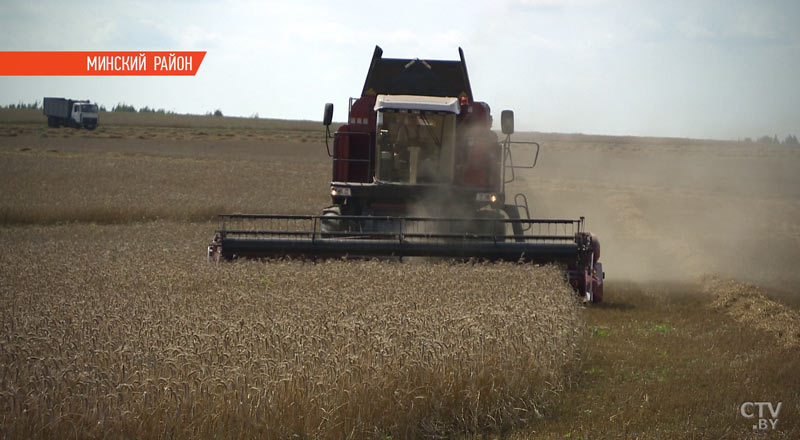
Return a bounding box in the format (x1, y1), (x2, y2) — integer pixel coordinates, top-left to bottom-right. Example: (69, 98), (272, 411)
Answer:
(502, 137), (541, 186)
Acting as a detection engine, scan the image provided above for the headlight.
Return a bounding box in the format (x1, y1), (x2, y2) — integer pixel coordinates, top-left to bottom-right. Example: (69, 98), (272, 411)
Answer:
(476, 192), (498, 203)
(331, 186), (352, 197)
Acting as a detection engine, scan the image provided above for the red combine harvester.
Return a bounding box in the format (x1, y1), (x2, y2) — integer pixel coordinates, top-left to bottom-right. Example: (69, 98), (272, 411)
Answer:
(208, 46), (604, 302)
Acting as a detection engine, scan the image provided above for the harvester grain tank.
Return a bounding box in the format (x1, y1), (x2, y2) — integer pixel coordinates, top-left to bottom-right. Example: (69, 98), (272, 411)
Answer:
(43, 97), (98, 129)
(208, 46), (605, 302)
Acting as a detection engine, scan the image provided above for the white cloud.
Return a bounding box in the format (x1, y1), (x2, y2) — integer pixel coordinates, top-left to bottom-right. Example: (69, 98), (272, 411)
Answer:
(676, 15), (715, 40)
(727, 8), (781, 40)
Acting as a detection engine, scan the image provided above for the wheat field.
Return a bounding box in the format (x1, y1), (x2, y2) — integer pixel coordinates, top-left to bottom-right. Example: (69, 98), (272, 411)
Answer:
(0, 112), (583, 438)
(0, 221), (581, 439)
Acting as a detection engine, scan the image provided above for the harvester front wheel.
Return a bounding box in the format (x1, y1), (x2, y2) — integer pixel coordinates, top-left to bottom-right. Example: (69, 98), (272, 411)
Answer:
(590, 235), (603, 303)
(592, 263), (604, 303)
(502, 204), (524, 241)
(320, 206), (343, 237)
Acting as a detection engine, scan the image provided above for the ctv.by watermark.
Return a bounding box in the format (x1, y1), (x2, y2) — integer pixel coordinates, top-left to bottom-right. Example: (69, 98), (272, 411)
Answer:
(740, 401), (782, 430)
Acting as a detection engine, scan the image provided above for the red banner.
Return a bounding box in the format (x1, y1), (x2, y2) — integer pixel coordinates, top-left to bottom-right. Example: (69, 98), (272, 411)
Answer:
(0, 51), (206, 76)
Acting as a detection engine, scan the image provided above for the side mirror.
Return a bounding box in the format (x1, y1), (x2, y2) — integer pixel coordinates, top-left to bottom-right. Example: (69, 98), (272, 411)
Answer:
(501, 110), (514, 135)
(323, 103), (334, 126)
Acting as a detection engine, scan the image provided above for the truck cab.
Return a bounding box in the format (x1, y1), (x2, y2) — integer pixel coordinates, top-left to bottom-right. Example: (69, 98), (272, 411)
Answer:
(71, 102), (98, 130)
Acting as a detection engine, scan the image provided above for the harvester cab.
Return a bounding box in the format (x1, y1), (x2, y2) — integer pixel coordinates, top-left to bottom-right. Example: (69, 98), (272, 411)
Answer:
(208, 46), (605, 303)
(374, 95), (457, 186)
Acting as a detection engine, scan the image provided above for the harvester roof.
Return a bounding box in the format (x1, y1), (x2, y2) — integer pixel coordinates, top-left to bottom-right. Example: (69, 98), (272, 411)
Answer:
(374, 94), (459, 113)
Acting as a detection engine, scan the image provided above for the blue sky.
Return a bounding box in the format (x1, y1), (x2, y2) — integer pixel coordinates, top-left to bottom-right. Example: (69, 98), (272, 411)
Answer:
(1, 0), (798, 139)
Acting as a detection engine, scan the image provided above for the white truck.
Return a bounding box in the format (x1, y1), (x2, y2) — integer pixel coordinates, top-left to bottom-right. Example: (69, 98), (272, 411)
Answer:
(43, 97), (99, 130)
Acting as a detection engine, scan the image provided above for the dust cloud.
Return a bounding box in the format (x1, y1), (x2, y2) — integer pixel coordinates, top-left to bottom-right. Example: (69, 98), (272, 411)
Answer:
(507, 133), (800, 297)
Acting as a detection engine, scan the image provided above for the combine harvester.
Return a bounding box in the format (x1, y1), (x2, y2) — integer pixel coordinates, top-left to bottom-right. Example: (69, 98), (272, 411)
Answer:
(208, 46), (605, 302)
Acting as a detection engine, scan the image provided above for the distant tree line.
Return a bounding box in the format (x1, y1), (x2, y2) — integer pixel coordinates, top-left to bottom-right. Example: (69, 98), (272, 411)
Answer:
(2, 100), (41, 110)
(1, 101), (228, 118)
(0, 101), (108, 111)
(111, 103), (224, 116)
(740, 134), (799, 145)
(111, 103), (176, 115)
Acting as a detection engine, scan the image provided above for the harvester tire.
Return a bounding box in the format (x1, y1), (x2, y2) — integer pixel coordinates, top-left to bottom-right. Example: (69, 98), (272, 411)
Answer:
(320, 206), (343, 237)
(590, 235), (603, 303)
(502, 204), (524, 240)
(593, 278), (604, 303)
